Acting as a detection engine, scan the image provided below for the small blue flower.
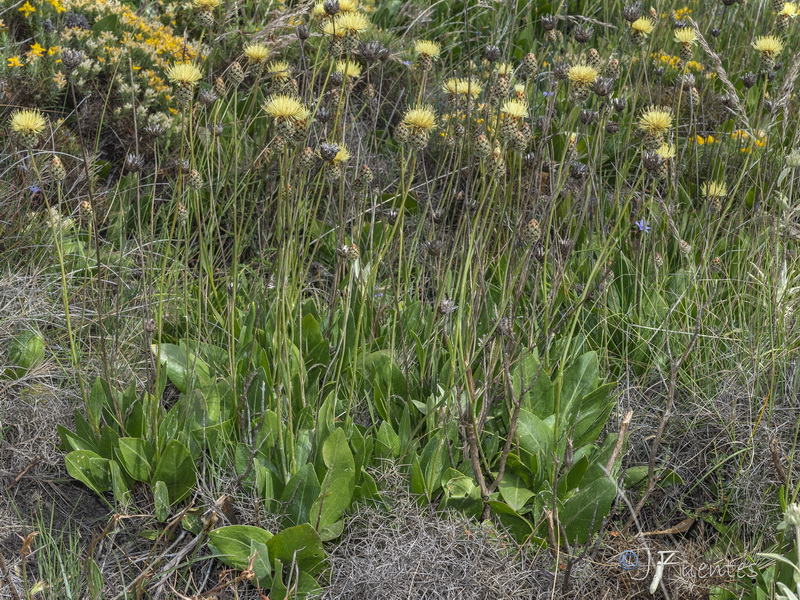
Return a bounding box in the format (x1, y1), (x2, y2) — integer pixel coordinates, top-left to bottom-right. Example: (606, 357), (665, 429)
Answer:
(542, 91), (555, 97)
(634, 219), (651, 233)
(29, 184), (42, 194)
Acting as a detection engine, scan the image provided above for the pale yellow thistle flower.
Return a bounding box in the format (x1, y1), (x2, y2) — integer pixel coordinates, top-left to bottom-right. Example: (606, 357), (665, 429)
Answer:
(263, 94), (307, 119)
(500, 98), (529, 119)
(335, 59), (362, 79)
(631, 16), (655, 35)
(166, 62), (203, 86)
(193, 0), (220, 9)
(752, 35), (784, 55)
(779, 3), (798, 16)
(333, 145), (351, 162)
(334, 11), (369, 34)
(243, 43), (270, 64)
(443, 77), (482, 97)
(322, 20), (347, 38)
(674, 28), (698, 44)
(496, 62), (514, 76)
(701, 180), (728, 198)
(567, 64), (599, 84)
(338, 0), (358, 12)
(414, 40), (441, 58)
(655, 142), (676, 159)
(9, 109), (47, 136)
(267, 61), (291, 80)
(402, 104), (437, 131)
(637, 106), (673, 133)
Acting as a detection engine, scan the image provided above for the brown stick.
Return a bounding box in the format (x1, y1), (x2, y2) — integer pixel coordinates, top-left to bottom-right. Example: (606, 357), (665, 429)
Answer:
(605, 411), (633, 475)
(0, 551), (22, 600)
(5, 455), (42, 490)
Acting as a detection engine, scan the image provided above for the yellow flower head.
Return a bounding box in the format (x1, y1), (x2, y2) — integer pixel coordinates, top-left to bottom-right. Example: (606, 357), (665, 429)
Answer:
(567, 64), (599, 85)
(166, 62), (203, 86)
(9, 109), (47, 135)
(243, 43), (270, 63)
(263, 94), (307, 120)
(500, 98), (529, 119)
(443, 77), (482, 97)
(637, 105), (673, 133)
(753, 35), (784, 55)
(779, 2), (798, 16)
(414, 40), (441, 59)
(335, 59), (362, 79)
(674, 27), (697, 44)
(313, 0), (357, 16)
(18, 1), (36, 17)
(334, 11), (370, 33)
(333, 145), (351, 162)
(267, 61), (291, 80)
(496, 62), (514, 77)
(655, 142), (676, 159)
(402, 104), (437, 131)
(312, 2), (328, 17)
(193, 0), (221, 9)
(631, 17), (655, 35)
(701, 180), (728, 198)
(322, 19), (347, 38)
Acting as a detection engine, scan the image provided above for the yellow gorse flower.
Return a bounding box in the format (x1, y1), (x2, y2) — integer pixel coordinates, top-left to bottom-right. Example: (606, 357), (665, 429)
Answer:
(500, 98), (529, 119)
(9, 109), (47, 135)
(631, 17), (655, 35)
(414, 40), (441, 58)
(7, 56), (23, 67)
(567, 64), (598, 84)
(335, 59), (362, 79)
(637, 106), (673, 133)
(752, 35), (784, 55)
(263, 94), (307, 120)
(243, 43), (270, 63)
(166, 62), (203, 86)
(402, 104), (437, 131)
(18, 1), (36, 17)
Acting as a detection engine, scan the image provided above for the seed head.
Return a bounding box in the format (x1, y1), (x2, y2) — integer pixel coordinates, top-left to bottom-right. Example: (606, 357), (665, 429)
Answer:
(752, 35), (784, 55)
(402, 104), (437, 131)
(167, 62), (203, 86)
(623, 3), (642, 22)
(637, 105), (673, 133)
(567, 64), (599, 84)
